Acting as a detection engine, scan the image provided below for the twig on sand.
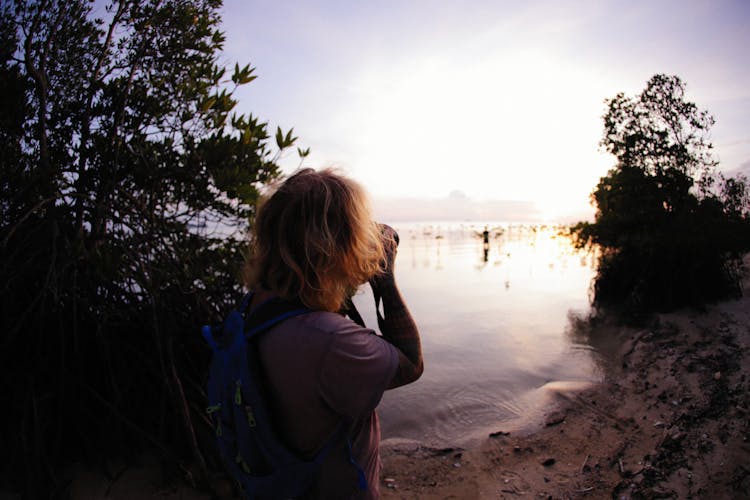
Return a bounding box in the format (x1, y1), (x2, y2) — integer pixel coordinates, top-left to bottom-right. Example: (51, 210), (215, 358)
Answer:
(622, 330), (650, 359)
(580, 454), (590, 474)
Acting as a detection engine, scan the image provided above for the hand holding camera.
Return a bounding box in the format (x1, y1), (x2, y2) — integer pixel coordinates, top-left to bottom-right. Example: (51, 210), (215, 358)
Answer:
(370, 223), (399, 295)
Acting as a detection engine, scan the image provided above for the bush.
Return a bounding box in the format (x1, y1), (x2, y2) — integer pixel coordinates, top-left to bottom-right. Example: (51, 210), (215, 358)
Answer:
(0, 1), (302, 495)
(573, 75), (750, 312)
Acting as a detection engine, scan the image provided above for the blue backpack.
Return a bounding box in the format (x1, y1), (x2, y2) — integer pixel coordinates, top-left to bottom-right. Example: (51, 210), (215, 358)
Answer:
(202, 293), (367, 499)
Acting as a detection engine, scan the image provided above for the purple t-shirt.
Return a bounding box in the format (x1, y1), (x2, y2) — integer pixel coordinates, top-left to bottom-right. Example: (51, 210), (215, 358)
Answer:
(257, 310), (400, 499)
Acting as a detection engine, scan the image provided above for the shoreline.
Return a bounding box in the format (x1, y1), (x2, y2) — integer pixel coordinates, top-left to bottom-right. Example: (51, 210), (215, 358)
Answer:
(380, 293), (750, 498)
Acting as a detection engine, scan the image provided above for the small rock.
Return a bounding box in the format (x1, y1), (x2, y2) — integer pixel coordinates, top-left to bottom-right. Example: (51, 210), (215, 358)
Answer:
(545, 411), (566, 427)
(714, 371), (722, 380)
(453, 462), (461, 468)
(490, 430), (510, 437)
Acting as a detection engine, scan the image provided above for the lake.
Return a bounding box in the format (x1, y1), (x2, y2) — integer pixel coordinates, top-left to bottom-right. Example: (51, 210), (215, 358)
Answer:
(350, 222), (603, 447)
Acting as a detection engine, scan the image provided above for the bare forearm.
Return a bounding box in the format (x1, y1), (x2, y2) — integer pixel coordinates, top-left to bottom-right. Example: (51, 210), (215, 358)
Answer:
(376, 282), (423, 388)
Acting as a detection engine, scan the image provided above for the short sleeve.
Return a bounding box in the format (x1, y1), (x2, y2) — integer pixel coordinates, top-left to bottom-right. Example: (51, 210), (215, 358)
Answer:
(318, 322), (399, 419)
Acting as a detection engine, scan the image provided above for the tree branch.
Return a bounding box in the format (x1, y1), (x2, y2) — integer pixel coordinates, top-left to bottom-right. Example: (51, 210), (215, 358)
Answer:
(75, 0), (127, 236)
(23, 0), (51, 176)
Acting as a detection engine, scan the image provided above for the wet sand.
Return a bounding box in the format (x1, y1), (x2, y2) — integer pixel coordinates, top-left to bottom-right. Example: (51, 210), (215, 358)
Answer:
(379, 292), (750, 499)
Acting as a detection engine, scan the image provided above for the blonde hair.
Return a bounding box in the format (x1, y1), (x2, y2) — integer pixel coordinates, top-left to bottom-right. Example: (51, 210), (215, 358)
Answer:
(244, 168), (386, 312)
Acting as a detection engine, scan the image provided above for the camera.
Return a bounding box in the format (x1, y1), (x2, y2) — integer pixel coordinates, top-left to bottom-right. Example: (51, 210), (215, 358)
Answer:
(378, 223), (399, 248)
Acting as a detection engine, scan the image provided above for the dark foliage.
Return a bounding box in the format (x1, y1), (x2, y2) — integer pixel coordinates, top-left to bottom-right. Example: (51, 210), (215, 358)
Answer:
(572, 75), (750, 313)
(0, 0), (302, 496)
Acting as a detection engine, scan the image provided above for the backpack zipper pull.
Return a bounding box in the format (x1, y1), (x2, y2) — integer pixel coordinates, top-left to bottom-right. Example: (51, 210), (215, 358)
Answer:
(236, 452), (252, 474)
(206, 404), (223, 437)
(234, 380), (242, 405)
(245, 405), (257, 427)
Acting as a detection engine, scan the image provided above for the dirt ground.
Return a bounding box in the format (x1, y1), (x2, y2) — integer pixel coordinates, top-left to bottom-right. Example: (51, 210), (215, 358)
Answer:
(379, 294), (750, 499)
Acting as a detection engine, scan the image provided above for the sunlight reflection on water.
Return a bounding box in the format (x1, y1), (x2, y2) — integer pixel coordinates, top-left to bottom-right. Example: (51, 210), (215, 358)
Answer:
(350, 222), (602, 447)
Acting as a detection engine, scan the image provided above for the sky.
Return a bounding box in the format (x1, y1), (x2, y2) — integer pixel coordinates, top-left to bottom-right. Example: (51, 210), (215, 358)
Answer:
(219, 0), (750, 222)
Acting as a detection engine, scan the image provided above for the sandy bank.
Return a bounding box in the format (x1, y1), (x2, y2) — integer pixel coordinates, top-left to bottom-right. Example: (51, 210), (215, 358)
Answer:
(380, 294), (750, 499)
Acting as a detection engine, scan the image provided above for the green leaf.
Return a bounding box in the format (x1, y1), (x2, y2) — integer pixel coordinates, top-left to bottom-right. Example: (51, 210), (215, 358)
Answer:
(239, 74), (257, 85)
(200, 96), (217, 112)
(274, 127), (296, 149)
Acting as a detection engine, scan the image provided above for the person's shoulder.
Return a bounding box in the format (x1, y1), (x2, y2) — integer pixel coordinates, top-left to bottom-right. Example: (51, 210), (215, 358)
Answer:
(294, 310), (371, 336)
(281, 311), (395, 358)
(286, 311), (394, 355)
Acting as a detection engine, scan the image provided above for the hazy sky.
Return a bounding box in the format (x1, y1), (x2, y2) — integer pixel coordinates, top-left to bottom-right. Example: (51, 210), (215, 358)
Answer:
(220, 0), (750, 221)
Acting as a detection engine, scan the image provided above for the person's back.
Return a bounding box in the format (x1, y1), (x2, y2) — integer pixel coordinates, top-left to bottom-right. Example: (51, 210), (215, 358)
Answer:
(243, 168), (423, 498)
(258, 310), (396, 498)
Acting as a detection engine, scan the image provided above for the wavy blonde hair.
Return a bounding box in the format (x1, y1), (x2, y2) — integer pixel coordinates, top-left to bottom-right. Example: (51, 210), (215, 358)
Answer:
(244, 168), (386, 312)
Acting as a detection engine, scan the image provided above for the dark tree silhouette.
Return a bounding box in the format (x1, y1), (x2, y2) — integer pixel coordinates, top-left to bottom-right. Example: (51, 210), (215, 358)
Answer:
(0, 0), (303, 495)
(573, 75), (750, 313)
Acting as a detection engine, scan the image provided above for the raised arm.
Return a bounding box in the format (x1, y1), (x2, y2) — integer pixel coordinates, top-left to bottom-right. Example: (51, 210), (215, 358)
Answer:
(370, 225), (423, 389)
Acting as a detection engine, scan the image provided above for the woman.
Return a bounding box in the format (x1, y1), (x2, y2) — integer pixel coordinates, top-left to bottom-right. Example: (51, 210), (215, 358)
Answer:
(243, 168), (423, 499)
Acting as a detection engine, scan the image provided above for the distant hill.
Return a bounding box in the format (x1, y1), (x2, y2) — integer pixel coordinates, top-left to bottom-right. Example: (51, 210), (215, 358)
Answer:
(372, 195), (541, 223)
(371, 194), (595, 223)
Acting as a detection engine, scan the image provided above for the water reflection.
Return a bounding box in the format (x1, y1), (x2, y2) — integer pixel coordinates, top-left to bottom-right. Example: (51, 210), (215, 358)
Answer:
(565, 309), (639, 371)
(352, 222), (601, 447)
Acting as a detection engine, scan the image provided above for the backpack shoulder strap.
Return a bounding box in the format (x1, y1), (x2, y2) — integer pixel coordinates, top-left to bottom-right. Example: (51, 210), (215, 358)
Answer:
(244, 295), (310, 338)
(340, 297), (366, 328)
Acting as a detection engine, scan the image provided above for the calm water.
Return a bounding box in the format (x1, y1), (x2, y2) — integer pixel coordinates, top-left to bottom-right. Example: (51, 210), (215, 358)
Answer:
(350, 222), (603, 447)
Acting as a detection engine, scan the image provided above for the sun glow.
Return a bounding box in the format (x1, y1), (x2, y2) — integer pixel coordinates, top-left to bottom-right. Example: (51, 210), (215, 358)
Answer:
(336, 50), (609, 221)
(225, 1), (750, 223)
